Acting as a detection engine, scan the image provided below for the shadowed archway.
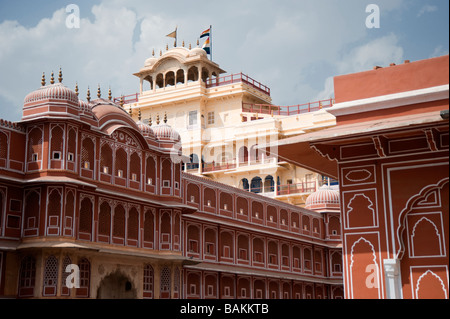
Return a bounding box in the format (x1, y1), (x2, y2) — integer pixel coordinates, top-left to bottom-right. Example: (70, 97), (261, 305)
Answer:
(97, 270), (137, 299)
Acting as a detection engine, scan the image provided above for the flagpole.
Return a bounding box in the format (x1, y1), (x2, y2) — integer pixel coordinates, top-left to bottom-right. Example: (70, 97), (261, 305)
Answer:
(210, 25), (213, 61)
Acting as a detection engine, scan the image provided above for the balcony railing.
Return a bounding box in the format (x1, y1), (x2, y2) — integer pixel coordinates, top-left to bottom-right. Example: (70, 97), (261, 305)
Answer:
(205, 73), (271, 96)
(277, 181), (317, 195)
(242, 98), (334, 117)
(246, 181), (317, 196)
(113, 93), (139, 105)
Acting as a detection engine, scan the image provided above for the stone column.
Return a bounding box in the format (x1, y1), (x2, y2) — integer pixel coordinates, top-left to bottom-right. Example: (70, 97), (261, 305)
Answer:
(383, 258), (402, 299)
(153, 263), (161, 299)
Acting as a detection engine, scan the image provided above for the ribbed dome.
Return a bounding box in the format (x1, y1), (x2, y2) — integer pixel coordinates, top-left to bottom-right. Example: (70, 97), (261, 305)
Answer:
(24, 83), (79, 106)
(136, 120), (156, 139)
(152, 123), (180, 142)
(305, 186), (340, 211)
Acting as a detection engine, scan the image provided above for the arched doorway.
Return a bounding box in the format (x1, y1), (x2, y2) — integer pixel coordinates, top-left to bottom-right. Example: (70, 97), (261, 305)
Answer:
(97, 270), (137, 299)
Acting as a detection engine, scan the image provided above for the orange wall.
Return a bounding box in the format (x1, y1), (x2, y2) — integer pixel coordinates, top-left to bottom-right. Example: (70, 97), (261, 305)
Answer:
(334, 55), (449, 103)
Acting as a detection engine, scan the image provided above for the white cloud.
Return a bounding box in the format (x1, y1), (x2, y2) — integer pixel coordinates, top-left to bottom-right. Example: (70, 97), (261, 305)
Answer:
(315, 34), (404, 100)
(417, 5), (438, 17)
(430, 45), (449, 58)
(0, 0), (409, 121)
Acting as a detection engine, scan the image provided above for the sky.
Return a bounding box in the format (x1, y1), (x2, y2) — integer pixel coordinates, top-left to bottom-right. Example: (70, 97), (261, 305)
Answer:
(0, 0), (448, 122)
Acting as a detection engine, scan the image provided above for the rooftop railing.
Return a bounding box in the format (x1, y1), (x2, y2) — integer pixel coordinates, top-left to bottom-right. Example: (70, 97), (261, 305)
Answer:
(206, 73), (271, 96)
(242, 98), (334, 117)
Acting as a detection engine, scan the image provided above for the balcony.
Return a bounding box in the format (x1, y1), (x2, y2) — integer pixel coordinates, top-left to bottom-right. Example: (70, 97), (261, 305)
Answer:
(241, 181), (318, 198)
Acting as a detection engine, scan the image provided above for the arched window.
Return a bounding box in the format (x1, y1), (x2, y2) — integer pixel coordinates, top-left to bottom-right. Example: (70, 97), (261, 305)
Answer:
(176, 69), (185, 85)
(144, 210), (155, 247)
(238, 146), (248, 164)
(130, 152), (141, 183)
(78, 197), (93, 240)
(264, 176), (274, 192)
(50, 125), (64, 160)
(165, 71), (175, 87)
(81, 137), (94, 171)
(47, 188), (62, 235)
(18, 256), (36, 297)
(115, 148), (127, 179)
(127, 206), (139, 242)
(187, 224), (200, 254)
(251, 177), (262, 193)
(187, 66), (198, 82)
(43, 255), (58, 296)
(24, 190), (40, 236)
(100, 144), (112, 175)
(98, 201), (111, 239)
(113, 204), (126, 240)
(155, 73), (164, 89)
(28, 127), (43, 163)
(240, 178), (249, 191)
(160, 266), (171, 299)
(143, 264), (154, 299)
(146, 156), (156, 187)
(66, 128), (77, 171)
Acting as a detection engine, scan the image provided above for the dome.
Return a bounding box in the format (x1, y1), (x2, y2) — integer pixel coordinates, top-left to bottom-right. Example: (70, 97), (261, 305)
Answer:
(152, 122), (180, 142)
(305, 186), (340, 211)
(144, 56), (158, 67)
(24, 83), (79, 107)
(78, 99), (92, 114)
(22, 78), (81, 120)
(136, 120), (156, 139)
(188, 47), (207, 57)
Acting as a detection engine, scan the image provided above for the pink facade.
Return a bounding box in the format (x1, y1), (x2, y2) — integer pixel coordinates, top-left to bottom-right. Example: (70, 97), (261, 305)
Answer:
(277, 55), (449, 299)
(0, 73), (343, 298)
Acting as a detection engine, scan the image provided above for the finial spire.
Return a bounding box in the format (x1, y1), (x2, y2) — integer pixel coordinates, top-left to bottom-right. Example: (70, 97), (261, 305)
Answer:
(197, 39), (199, 47)
(129, 107), (133, 116)
(58, 68), (63, 83)
(182, 40), (185, 47)
(166, 44), (168, 51)
(50, 71), (55, 85)
(160, 49), (162, 56)
(189, 43), (192, 50)
(97, 85), (101, 98)
(120, 96), (124, 107)
(108, 87), (112, 101)
(138, 108), (142, 121)
(41, 72), (46, 86)
(152, 49), (155, 56)
(149, 115), (152, 126)
(75, 82), (79, 96)
(87, 86), (91, 102)
(164, 112), (168, 124)
(156, 113), (160, 125)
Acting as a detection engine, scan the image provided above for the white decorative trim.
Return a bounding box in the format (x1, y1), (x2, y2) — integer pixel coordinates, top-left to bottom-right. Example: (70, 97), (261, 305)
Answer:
(328, 84), (449, 117)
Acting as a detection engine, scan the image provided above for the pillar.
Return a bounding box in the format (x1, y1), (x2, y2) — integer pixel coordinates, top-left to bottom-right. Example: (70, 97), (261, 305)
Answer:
(383, 259), (402, 299)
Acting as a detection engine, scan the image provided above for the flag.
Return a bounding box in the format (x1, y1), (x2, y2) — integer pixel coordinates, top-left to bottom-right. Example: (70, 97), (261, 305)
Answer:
(202, 37), (211, 54)
(166, 27), (177, 38)
(200, 28), (210, 38)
